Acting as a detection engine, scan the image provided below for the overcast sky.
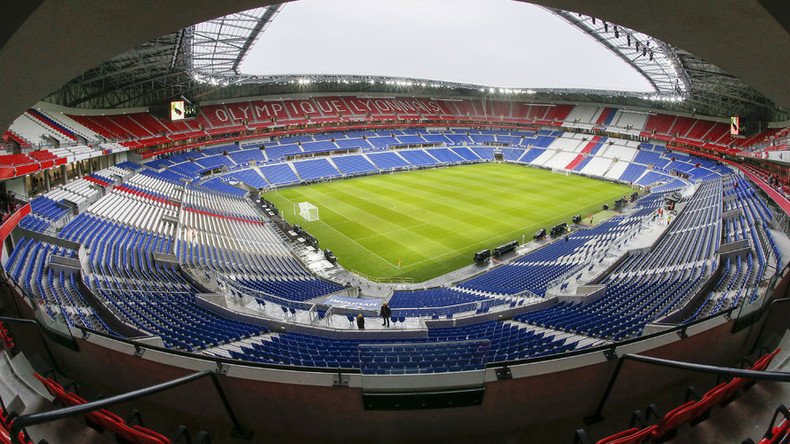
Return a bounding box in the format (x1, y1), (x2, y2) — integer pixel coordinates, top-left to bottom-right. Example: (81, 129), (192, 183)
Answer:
(240, 0), (653, 92)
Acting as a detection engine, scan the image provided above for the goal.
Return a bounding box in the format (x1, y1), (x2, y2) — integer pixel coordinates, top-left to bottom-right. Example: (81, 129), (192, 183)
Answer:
(295, 201), (319, 222)
(551, 168), (570, 176)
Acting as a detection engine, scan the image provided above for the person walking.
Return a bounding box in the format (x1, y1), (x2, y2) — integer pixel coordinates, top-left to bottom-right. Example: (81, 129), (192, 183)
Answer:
(356, 313), (365, 330)
(380, 303), (392, 327)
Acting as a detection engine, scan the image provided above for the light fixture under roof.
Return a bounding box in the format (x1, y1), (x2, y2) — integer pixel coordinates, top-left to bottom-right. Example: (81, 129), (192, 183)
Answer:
(227, 0), (654, 94)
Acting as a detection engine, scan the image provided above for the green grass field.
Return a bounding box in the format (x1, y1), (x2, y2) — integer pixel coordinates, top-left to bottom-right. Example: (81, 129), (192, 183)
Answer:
(263, 163), (631, 282)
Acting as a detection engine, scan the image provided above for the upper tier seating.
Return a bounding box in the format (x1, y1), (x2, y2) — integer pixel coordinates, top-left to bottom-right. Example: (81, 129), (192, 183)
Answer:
(9, 112), (74, 147)
(0, 98), (777, 186)
(576, 348), (783, 444)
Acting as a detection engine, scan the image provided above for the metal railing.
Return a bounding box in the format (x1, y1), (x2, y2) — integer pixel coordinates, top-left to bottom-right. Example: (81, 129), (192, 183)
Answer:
(732, 260), (790, 331)
(0, 316), (64, 374)
(586, 352), (790, 423)
(225, 279), (313, 311)
(748, 295), (790, 353)
(776, 211), (790, 238)
(351, 270), (415, 284)
(9, 369), (252, 441)
(486, 305), (737, 369)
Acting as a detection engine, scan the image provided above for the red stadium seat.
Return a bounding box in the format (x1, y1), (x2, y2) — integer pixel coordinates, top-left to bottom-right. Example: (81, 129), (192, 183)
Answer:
(728, 348), (783, 394)
(597, 426), (657, 444)
(651, 400), (704, 440)
(752, 348), (782, 371)
(32, 373), (170, 442)
(758, 405), (789, 444)
(92, 412), (171, 444)
(0, 403), (33, 444)
(33, 373), (69, 402)
(0, 322), (16, 354)
(700, 381), (735, 408)
(0, 426), (33, 444)
(129, 425), (172, 444)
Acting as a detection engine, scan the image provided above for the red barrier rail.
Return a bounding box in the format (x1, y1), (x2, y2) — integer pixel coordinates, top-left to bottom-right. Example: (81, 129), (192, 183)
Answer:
(0, 204), (30, 257)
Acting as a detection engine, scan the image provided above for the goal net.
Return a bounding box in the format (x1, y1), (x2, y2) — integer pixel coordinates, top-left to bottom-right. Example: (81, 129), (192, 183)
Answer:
(296, 202), (319, 222)
(551, 168), (570, 176)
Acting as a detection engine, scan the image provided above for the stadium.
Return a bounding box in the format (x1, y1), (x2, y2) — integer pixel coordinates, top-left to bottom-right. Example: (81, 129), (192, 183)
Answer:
(0, 1), (789, 443)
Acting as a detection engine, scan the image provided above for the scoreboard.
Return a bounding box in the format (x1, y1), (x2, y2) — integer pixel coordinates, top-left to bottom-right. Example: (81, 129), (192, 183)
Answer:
(168, 98), (198, 121)
(730, 116), (740, 136)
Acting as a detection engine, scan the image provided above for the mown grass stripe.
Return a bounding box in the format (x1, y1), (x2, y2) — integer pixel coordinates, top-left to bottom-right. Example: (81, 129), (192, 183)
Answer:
(263, 163), (631, 281)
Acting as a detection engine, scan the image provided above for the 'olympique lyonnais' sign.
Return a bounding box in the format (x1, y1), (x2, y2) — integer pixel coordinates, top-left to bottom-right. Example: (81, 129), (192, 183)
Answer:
(211, 97), (451, 123)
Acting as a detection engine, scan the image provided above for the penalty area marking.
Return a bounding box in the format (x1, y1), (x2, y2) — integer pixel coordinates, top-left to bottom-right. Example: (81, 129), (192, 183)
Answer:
(269, 190), (401, 270)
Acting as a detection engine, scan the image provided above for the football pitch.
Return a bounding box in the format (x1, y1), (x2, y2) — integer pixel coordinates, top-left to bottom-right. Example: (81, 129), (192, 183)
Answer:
(263, 163), (632, 282)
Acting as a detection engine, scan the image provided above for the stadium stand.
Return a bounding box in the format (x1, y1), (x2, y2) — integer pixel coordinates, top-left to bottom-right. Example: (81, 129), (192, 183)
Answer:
(388, 288), (492, 318)
(260, 163), (300, 185)
(0, 126), (786, 444)
(208, 319), (583, 370)
(1, 96), (784, 186)
(33, 371), (180, 443)
(398, 149), (441, 167)
(227, 168), (269, 189)
(6, 2), (790, 441)
(291, 158), (342, 181)
(0, 128), (732, 366)
(6, 238), (95, 329)
(367, 151), (411, 170)
(516, 181), (723, 340)
(0, 81), (789, 444)
(332, 154), (379, 175)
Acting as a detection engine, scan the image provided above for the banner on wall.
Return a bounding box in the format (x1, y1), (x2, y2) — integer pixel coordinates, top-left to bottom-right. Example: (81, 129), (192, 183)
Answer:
(324, 295), (382, 311)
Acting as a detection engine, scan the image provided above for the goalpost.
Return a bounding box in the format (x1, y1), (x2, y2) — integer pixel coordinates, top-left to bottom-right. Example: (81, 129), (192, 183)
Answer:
(295, 201), (319, 222)
(551, 168), (571, 176)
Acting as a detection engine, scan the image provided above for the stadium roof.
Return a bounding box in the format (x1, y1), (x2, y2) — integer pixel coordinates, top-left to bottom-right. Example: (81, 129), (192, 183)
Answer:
(37, 3), (789, 122)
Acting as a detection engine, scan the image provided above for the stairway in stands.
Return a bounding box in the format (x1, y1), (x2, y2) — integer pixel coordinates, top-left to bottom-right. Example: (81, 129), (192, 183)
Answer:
(565, 136), (603, 171)
(675, 329), (790, 443)
(0, 351), (109, 442)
